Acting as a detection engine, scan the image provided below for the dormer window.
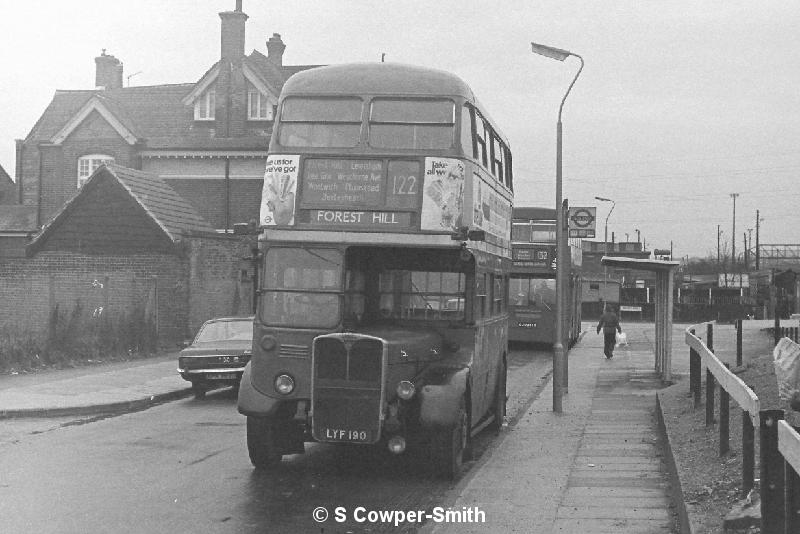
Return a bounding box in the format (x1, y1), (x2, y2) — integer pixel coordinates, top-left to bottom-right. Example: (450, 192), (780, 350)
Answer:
(248, 88), (274, 120)
(194, 89), (216, 120)
(77, 154), (114, 188)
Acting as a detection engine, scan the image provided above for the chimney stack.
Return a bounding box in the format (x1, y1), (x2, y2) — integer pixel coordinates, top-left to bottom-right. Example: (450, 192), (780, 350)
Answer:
(266, 33), (286, 67)
(95, 50), (123, 90)
(219, 1), (248, 61)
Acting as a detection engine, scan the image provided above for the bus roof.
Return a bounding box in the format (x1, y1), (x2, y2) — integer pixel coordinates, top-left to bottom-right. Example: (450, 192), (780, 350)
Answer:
(513, 206), (556, 221)
(281, 62), (509, 145)
(283, 62), (476, 99)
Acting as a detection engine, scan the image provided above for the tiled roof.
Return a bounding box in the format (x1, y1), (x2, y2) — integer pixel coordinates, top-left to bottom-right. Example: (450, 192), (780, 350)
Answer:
(0, 164), (11, 184)
(25, 57), (320, 152)
(105, 163), (216, 238)
(0, 164), (15, 205)
(28, 164), (214, 252)
(0, 206), (37, 232)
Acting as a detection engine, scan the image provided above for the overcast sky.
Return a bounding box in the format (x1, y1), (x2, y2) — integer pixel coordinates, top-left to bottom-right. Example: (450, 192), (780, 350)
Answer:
(1, 1), (798, 259)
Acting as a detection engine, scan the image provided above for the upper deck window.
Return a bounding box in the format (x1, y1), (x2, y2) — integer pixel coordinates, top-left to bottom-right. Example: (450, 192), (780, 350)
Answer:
(512, 222), (555, 243)
(368, 99), (454, 149)
(278, 97), (363, 148)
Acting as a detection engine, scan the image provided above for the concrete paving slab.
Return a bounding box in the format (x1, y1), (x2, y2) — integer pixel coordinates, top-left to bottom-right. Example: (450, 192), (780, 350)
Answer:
(425, 323), (677, 534)
(556, 506), (672, 520)
(552, 518), (673, 533)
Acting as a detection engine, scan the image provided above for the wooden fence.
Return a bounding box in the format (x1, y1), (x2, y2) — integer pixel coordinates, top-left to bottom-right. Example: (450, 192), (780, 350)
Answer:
(685, 321), (800, 533)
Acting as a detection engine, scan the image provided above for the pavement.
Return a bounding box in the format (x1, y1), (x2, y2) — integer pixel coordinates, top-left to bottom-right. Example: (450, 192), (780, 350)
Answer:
(426, 322), (679, 534)
(0, 352), (191, 419)
(0, 323), (697, 533)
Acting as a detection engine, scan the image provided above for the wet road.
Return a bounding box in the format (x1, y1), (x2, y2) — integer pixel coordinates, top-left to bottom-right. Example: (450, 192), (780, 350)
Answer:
(0, 345), (552, 534)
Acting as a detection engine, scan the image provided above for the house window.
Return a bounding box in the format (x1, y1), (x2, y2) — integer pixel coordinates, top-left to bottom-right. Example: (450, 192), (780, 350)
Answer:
(194, 89), (215, 120)
(248, 89), (273, 120)
(77, 154), (114, 188)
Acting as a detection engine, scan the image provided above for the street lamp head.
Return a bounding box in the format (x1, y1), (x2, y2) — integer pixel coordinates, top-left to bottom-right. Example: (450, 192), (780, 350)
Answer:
(531, 42), (572, 61)
(595, 196), (613, 202)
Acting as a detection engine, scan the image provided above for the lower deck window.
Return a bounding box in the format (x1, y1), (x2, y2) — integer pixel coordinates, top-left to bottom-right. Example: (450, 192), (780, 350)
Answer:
(510, 276), (556, 310)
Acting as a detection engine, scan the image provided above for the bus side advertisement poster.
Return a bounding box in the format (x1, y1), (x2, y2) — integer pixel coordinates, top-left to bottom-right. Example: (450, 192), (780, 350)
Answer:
(260, 155), (300, 226)
(420, 157), (465, 232)
(472, 174), (511, 247)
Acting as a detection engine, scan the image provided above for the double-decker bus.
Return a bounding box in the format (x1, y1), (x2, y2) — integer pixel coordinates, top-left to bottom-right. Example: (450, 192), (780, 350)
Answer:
(509, 207), (581, 346)
(237, 63), (514, 479)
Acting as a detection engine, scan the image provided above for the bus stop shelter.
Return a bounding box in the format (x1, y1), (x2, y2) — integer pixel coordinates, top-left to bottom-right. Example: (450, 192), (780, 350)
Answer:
(601, 256), (680, 382)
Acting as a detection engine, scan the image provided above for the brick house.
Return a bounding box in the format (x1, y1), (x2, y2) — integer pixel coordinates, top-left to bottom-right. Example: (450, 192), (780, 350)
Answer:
(14, 0), (317, 231)
(5, 164), (255, 343)
(0, 164), (15, 204)
(0, 1), (314, 344)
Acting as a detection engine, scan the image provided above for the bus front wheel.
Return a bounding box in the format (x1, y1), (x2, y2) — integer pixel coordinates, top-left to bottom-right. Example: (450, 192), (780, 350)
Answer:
(434, 395), (469, 480)
(247, 417), (283, 469)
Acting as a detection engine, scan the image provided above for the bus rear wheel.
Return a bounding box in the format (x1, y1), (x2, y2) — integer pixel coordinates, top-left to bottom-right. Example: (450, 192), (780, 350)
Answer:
(247, 417), (283, 469)
(489, 357), (507, 432)
(434, 396), (469, 480)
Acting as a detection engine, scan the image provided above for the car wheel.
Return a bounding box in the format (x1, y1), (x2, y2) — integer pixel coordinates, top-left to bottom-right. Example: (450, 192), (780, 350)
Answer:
(489, 357), (507, 432)
(191, 381), (206, 400)
(433, 395), (469, 480)
(247, 417), (283, 469)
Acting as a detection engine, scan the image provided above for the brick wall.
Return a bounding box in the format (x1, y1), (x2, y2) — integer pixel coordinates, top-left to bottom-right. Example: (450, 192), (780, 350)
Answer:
(145, 157), (266, 230)
(21, 111), (138, 225)
(186, 234), (254, 334)
(0, 251), (185, 342)
(0, 234), (254, 346)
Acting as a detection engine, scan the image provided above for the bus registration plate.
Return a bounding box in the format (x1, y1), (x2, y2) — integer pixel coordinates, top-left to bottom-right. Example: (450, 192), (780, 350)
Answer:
(207, 372), (238, 380)
(322, 428), (371, 442)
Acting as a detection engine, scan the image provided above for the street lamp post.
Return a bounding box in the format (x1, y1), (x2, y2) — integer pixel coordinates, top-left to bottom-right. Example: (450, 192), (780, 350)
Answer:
(531, 41), (583, 413)
(595, 196), (616, 308)
(730, 193), (739, 268)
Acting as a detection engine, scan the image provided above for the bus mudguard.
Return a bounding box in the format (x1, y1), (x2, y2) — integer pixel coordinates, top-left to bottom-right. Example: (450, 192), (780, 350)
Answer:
(237, 362), (282, 417)
(418, 367), (470, 428)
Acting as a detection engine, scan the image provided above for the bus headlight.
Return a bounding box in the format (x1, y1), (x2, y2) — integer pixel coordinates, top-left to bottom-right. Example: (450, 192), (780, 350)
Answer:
(396, 380), (415, 401)
(387, 435), (406, 454)
(274, 374), (295, 395)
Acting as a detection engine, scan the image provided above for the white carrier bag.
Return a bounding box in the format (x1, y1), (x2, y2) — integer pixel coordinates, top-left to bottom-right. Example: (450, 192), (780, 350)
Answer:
(773, 337), (800, 401)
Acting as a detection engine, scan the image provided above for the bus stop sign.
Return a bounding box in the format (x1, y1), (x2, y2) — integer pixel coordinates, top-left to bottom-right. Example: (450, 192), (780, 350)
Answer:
(568, 207), (596, 238)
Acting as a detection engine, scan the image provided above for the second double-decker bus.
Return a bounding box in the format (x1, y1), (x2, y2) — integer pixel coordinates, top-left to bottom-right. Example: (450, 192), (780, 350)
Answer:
(237, 63), (514, 479)
(509, 207), (582, 346)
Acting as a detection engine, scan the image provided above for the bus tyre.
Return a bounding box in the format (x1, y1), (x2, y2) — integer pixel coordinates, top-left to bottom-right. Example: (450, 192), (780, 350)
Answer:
(247, 417), (283, 469)
(489, 357), (507, 432)
(434, 396), (469, 480)
(191, 381), (206, 400)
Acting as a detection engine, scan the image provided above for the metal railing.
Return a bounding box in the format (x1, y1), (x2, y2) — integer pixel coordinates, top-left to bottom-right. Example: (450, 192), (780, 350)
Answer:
(685, 321), (800, 533)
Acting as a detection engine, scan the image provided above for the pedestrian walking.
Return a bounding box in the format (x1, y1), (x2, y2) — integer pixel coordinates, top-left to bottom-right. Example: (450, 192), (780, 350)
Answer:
(596, 306), (622, 359)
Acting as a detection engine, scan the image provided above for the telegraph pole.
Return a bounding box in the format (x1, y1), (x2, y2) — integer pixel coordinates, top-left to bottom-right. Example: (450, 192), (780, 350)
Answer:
(717, 224), (721, 267)
(755, 210), (761, 270)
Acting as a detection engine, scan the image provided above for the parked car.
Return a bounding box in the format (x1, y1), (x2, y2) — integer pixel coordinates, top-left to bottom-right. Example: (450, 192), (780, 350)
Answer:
(178, 316), (254, 399)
